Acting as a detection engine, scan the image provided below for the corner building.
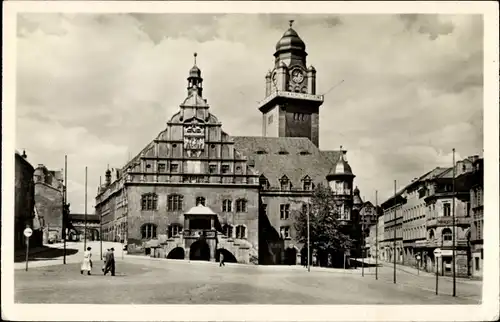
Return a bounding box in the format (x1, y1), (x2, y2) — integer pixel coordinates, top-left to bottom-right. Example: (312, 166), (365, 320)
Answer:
(96, 23), (357, 265)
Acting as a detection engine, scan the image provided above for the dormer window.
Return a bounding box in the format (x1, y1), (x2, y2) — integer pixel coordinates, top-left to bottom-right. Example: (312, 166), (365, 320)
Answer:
(299, 151), (311, 156)
(277, 150), (289, 155)
(259, 175), (270, 190)
(280, 175), (291, 190)
(255, 150), (267, 155)
(302, 175), (312, 191)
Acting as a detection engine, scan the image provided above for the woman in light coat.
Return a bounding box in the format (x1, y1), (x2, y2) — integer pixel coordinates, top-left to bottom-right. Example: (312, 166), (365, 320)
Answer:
(81, 247), (93, 275)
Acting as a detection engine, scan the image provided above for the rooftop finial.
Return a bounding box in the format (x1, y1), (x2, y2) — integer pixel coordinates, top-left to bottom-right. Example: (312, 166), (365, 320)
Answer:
(289, 20), (294, 28)
(340, 145), (343, 151)
(194, 52), (197, 65)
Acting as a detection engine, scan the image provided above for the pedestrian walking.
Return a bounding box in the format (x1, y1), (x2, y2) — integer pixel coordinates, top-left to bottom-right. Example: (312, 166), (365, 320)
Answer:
(103, 247), (116, 276)
(102, 249), (110, 273)
(80, 247), (93, 275)
(219, 252), (225, 267)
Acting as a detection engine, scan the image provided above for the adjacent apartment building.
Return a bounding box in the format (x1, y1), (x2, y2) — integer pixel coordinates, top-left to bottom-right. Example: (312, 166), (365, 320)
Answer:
(374, 155), (481, 277)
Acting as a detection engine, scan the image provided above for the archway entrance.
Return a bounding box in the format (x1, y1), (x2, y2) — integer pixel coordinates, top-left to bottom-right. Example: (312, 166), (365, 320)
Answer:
(216, 248), (237, 263)
(189, 240), (210, 261)
(284, 247), (297, 265)
(167, 247), (185, 260)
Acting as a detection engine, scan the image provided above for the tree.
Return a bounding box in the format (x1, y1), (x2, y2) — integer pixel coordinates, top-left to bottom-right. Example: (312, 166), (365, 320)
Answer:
(293, 184), (353, 265)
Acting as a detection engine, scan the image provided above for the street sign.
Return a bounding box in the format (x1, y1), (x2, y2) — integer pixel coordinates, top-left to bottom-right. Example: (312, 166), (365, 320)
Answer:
(433, 248), (442, 257)
(23, 228), (33, 238)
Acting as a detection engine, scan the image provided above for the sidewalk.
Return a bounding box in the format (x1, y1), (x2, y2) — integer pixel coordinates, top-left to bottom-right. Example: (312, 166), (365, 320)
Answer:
(377, 260), (482, 285)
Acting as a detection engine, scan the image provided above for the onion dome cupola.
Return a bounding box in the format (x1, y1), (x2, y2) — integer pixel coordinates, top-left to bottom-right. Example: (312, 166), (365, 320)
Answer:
(187, 52), (203, 97)
(275, 20), (307, 55)
(326, 147), (355, 181)
(353, 186), (364, 208)
(274, 20), (308, 67)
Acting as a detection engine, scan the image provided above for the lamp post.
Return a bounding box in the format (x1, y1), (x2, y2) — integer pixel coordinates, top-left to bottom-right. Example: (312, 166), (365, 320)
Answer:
(452, 148), (456, 297)
(393, 180), (397, 284)
(84, 166), (88, 250)
(63, 155), (68, 265)
(375, 190), (378, 280)
(307, 204), (310, 272)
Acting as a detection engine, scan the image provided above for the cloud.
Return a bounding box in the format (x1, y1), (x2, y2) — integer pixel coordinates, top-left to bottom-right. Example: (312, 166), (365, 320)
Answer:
(15, 13), (483, 211)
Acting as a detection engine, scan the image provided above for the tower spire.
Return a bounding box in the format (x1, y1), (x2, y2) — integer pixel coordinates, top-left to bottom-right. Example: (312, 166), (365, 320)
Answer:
(187, 52), (203, 96)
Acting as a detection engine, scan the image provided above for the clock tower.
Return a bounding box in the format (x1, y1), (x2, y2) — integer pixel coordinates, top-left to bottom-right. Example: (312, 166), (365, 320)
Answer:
(259, 20), (324, 147)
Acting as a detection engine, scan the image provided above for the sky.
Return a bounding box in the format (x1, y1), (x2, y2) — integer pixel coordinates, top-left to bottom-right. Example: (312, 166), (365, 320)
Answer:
(15, 13), (484, 213)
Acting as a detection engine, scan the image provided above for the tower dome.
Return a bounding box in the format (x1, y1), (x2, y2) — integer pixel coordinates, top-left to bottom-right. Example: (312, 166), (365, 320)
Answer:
(189, 65), (201, 78)
(275, 20), (306, 55)
(326, 147), (355, 181)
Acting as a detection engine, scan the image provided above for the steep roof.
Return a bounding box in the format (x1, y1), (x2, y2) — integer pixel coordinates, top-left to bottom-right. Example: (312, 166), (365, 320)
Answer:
(233, 136), (341, 188)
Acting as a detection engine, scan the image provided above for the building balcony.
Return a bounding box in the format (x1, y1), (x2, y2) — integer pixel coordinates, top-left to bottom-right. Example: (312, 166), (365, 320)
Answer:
(426, 216), (471, 228)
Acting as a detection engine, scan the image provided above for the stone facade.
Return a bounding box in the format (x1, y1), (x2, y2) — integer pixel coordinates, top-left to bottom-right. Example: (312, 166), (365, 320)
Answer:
(33, 164), (64, 244)
(95, 23), (359, 266)
(14, 151), (38, 249)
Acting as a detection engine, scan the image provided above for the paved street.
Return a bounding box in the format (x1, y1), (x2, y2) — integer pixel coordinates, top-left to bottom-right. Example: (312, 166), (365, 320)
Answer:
(14, 242), (481, 304)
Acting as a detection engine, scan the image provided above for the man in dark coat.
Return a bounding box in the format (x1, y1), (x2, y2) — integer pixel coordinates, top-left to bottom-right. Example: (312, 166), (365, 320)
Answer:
(219, 252), (225, 267)
(104, 248), (115, 276)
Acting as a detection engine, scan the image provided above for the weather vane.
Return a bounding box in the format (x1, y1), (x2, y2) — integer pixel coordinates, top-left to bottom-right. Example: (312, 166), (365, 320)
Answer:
(194, 52), (197, 65)
(289, 20), (294, 28)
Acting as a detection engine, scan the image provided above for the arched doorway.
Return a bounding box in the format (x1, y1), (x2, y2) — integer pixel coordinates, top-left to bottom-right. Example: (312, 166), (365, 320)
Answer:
(216, 248), (237, 263)
(167, 247), (185, 260)
(284, 247), (297, 265)
(189, 240), (210, 261)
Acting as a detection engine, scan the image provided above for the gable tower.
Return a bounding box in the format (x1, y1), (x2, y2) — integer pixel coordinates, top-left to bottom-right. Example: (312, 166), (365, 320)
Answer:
(258, 20), (324, 147)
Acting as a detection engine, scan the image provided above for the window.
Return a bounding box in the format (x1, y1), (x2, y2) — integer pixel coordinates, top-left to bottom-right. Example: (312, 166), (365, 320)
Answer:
(475, 257), (480, 271)
(302, 176), (312, 191)
(280, 204), (290, 219)
(259, 175), (270, 190)
(195, 196), (206, 206)
(235, 225), (246, 239)
(442, 228), (452, 241)
(443, 203), (451, 217)
(209, 164), (217, 174)
(158, 163), (166, 172)
(222, 199), (232, 212)
(170, 163), (179, 173)
(167, 194), (183, 211)
(141, 193), (158, 211)
(236, 199), (247, 212)
(141, 224), (157, 239)
(168, 224), (183, 238)
(280, 175), (291, 190)
(262, 204), (267, 215)
(301, 203), (310, 215)
(280, 226), (291, 239)
(223, 224), (233, 238)
(268, 115), (273, 124)
(221, 165), (230, 174)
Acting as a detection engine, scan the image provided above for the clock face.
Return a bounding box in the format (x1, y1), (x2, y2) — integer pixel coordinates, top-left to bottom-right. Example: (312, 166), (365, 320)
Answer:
(291, 69), (305, 84)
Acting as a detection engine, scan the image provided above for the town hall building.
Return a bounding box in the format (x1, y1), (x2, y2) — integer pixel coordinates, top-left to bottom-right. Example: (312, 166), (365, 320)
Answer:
(95, 22), (359, 265)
